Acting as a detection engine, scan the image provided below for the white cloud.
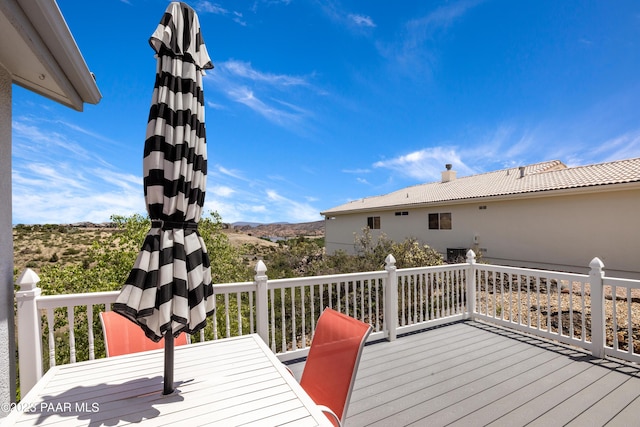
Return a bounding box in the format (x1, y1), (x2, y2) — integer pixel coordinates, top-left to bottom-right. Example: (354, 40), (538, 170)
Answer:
(317, 2), (376, 32)
(342, 168), (371, 174)
(208, 60), (316, 131)
(12, 170), (144, 224)
(266, 190), (322, 222)
(349, 14), (375, 28)
(197, 2), (228, 14)
(377, 0), (482, 75)
(226, 86), (302, 126)
(215, 165), (247, 181)
(224, 60), (309, 87)
(210, 185), (235, 197)
(592, 130), (640, 163)
(374, 147), (473, 181)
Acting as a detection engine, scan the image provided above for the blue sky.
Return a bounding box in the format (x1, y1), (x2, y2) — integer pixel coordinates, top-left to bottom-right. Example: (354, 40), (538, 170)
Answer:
(11, 0), (640, 225)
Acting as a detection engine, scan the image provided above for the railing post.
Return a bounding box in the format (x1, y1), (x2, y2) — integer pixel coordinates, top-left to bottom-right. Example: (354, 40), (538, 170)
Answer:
(385, 254), (398, 341)
(15, 269), (43, 396)
(589, 257), (605, 358)
(466, 250), (477, 320)
(254, 260), (269, 345)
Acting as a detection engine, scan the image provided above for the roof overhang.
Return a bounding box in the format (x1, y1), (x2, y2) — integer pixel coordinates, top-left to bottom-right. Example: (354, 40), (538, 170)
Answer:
(0, 0), (101, 111)
(321, 180), (640, 217)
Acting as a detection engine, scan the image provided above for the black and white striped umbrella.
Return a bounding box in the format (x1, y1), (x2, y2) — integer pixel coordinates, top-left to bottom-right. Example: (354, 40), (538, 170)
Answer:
(113, 1), (214, 394)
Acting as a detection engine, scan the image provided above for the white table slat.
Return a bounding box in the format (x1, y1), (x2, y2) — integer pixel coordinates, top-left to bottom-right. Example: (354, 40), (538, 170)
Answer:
(7, 334), (331, 426)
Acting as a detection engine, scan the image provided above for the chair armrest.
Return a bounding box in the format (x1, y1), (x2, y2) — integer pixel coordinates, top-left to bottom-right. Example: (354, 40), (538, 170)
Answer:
(317, 404), (341, 427)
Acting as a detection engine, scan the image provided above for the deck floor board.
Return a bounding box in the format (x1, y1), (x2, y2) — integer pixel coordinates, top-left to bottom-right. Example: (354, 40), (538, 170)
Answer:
(287, 320), (640, 426)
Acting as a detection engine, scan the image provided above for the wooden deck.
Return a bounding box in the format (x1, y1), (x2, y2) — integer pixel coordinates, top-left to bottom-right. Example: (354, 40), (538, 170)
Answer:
(287, 320), (640, 426)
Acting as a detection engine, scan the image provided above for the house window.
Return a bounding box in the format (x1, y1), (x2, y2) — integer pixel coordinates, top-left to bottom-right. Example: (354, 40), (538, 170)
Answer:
(367, 216), (381, 229)
(395, 211), (408, 216)
(440, 213), (452, 229)
(429, 213), (452, 230)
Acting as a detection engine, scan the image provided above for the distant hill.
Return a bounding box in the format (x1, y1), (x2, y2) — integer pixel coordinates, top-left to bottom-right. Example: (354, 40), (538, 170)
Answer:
(228, 220), (324, 239)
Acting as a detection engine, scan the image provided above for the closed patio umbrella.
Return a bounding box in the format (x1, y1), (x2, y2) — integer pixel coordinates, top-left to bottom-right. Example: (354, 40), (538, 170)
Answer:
(113, 1), (214, 395)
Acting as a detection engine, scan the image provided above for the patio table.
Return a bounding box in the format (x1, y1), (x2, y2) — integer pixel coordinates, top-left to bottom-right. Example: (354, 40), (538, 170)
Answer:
(5, 334), (331, 426)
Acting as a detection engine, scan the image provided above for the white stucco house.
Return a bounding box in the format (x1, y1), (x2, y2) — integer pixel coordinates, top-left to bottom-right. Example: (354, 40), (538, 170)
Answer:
(0, 0), (100, 415)
(321, 158), (640, 279)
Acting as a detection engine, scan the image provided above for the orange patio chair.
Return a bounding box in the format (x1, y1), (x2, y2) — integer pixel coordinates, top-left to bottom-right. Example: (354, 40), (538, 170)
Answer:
(300, 307), (372, 426)
(99, 311), (188, 357)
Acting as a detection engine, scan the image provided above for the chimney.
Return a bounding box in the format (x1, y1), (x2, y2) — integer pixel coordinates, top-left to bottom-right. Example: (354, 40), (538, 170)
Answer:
(441, 164), (456, 183)
(519, 166), (525, 178)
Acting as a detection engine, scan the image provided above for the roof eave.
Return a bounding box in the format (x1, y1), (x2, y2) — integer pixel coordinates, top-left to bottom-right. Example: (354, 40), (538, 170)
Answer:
(321, 181), (640, 216)
(1, 0), (101, 111)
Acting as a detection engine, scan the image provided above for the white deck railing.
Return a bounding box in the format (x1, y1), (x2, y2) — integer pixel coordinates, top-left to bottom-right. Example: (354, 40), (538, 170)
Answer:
(15, 251), (640, 396)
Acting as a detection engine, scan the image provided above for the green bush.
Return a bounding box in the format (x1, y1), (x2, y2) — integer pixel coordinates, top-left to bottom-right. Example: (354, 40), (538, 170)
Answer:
(35, 212), (251, 368)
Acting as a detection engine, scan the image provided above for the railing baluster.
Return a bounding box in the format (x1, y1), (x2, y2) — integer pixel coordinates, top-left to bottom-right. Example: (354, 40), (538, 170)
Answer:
(526, 275), (532, 328)
(376, 279), (381, 331)
(455, 270), (460, 314)
(310, 283), (315, 338)
(367, 280), (372, 326)
(280, 288), (286, 352)
(581, 281), (586, 343)
(416, 273), (421, 321)
(290, 287), (296, 351)
(612, 286), (618, 350)
(47, 308), (55, 367)
(353, 280), (358, 319)
(87, 305), (95, 360)
(213, 296), (219, 340)
(360, 279), (365, 323)
(627, 288), (633, 355)
(235, 292), (242, 335)
(67, 306), (76, 363)
(447, 270), (452, 317)
(437, 271), (442, 318)
(269, 288), (276, 352)
(536, 276), (541, 329)
(546, 276), (551, 332)
(500, 273), (505, 321)
(491, 271), (496, 319)
(224, 293), (231, 338)
(416, 274), (422, 321)
(568, 281), (574, 338)
(301, 285), (306, 348)
(556, 278), (562, 335)
(401, 276), (406, 326)
(249, 291), (254, 334)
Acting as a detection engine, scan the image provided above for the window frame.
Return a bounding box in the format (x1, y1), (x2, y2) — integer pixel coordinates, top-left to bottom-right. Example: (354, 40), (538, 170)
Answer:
(367, 216), (381, 230)
(428, 212), (452, 230)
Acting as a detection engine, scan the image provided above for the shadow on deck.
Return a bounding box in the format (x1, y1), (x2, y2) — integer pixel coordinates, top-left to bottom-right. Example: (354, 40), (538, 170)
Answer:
(287, 320), (640, 426)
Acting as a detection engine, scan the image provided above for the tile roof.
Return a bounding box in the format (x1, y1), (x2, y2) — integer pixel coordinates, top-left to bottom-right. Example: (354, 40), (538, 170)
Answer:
(321, 157), (640, 215)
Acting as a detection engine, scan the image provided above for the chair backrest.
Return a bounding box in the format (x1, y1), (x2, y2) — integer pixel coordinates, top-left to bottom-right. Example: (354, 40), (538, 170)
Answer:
(99, 311), (188, 357)
(300, 307), (372, 425)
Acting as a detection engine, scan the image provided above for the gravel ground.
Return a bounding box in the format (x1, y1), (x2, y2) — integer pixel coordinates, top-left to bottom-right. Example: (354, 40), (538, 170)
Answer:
(476, 282), (640, 354)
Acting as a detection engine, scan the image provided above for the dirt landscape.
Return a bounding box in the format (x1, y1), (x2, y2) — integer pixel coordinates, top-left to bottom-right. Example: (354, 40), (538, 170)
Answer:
(12, 221), (324, 276)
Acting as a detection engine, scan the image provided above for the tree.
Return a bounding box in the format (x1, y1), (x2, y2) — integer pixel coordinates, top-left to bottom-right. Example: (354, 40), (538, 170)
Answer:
(35, 212), (249, 366)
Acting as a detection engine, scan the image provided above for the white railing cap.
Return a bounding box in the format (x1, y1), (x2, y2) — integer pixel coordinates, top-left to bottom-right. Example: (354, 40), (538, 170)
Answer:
(18, 268), (41, 291)
(255, 259), (267, 276)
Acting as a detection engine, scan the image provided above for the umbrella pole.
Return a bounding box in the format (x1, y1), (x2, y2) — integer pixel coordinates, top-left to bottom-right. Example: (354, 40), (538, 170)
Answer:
(163, 332), (174, 395)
